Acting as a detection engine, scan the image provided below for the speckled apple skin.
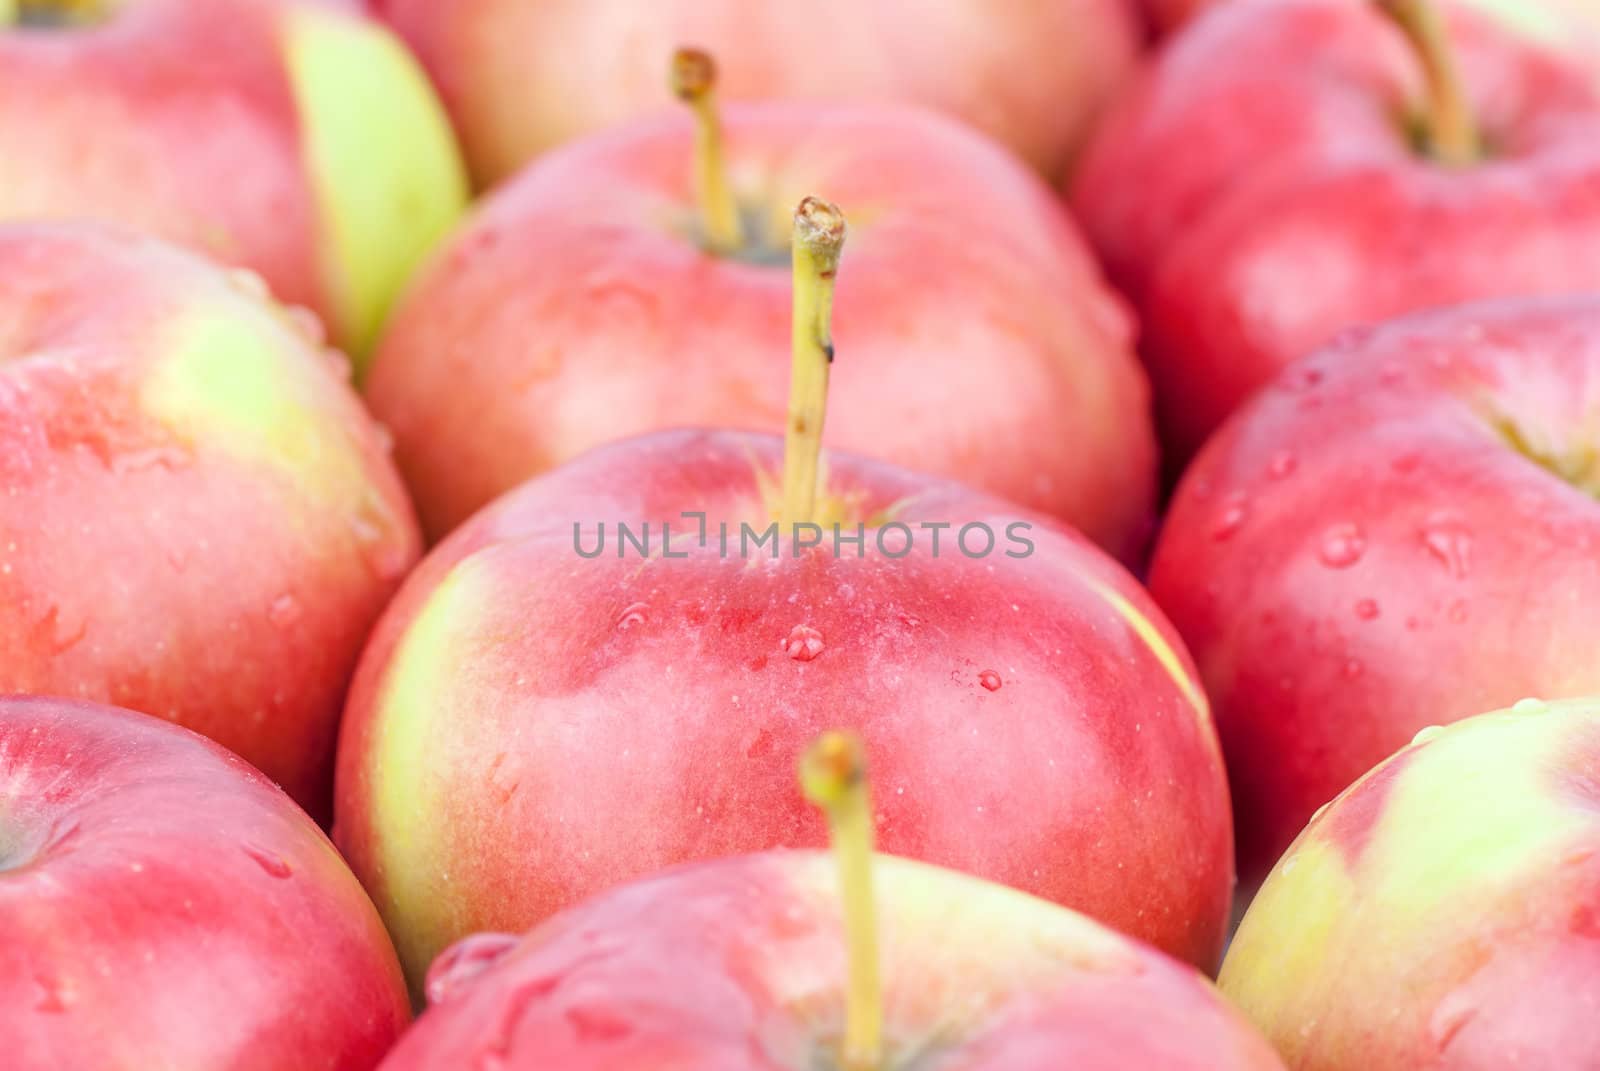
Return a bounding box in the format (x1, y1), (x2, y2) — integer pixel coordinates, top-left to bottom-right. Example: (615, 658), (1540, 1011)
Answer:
(334, 429), (1232, 992)
(1073, 0), (1600, 461)
(1223, 698), (1600, 1069)
(1151, 297), (1600, 877)
(0, 224), (419, 818)
(379, 851), (1283, 1070)
(0, 696), (410, 1071)
(366, 102), (1156, 558)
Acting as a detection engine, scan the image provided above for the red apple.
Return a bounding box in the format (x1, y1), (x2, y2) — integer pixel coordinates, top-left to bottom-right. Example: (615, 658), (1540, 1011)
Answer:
(0, 223), (420, 818)
(1073, 0), (1600, 462)
(1150, 295), (1600, 878)
(0, 695), (410, 1069)
(0, 0), (466, 359)
(1222, 697), (1600, 1068)
(380, 853), (1279, 1070)
(369, 0), (1143, 187)
(366, 59), (1155, 557)
(378, 731), (1279, 1070)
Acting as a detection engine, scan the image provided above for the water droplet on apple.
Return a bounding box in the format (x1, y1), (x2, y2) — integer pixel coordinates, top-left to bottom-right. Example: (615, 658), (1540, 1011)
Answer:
(1317, 523), (1366, 568)
(1427, 515), (1472, 576)
(1412, 725), (1445, 746)
(616, 602), (649, 631)
(225, 267), (271, 302)
(350, 490), (409, 582)
(110, 444), (191, 475)
(425, 932), (523, 1006)
(1310, 801), (1332, 823)
(1512, 697), (1546, 715)
(282, 305), (326, 346)
(1267, 452), (1297, 479)
(1342, 659), (1364, 680)
(1428, 990), (1477, 1052)
(242, 844), (292, 879)
(1354, 599), (1380, 621)
(267, 594), (302, 630)
(783, 624), (825, 662)
(1212, 497), (1248, 541)
(978, 670), (1002, 692)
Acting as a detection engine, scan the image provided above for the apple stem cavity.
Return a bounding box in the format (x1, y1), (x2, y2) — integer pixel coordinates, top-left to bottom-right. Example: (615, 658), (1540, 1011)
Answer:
(801, 731), (883, 1071)
(781, 196), (847, 529)
(1376, 0), (1480, 165)
(670, 48), (745, 255)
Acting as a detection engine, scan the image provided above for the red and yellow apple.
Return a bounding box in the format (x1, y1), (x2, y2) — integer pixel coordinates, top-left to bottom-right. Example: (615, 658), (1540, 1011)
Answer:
(367, 68), (1155, 556)
(0, 695), (410, 1070)
(381, 850), (1281, 1070)
(1151, 296), (1600, 878)
(1222, 697), (1600, 1068)
(0, 223), (420, 818)
(0, 0), (467, 360)
(1073, 0), (1600, 462)
(369, 0), (1143, 187)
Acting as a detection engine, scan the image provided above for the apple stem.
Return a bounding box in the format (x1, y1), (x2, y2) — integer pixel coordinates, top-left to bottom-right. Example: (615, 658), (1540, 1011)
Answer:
(1376, 0), (1480, 165)
(670, 48), (744, 255)
(801, 731), (883, 1071)
(781, 197), (846, 529)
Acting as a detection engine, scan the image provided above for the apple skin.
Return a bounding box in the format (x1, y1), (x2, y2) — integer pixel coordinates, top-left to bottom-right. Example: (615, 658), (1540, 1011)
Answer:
(366, 102), (1156, 558)
(0, 0), (467, 360)
(0, 695), (410, 1070)
(333, 428), (1234, 992)
(378, 851), (1283, 1070)
(367, 0), (1142, 187)
(1149, 296), (1600, 879)
(1221, 698), (1600, 1069)
(1072, 0), (1600, 462)
(0, 223), (420, 819)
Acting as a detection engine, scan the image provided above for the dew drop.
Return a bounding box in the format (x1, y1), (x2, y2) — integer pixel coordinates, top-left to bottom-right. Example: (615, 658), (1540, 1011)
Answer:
(1429, 990), (1478, 1053)
(1318, 523), (1366, 568)
(226, 267), (271, 302)
(1412, 725), (1446, 746)
(282, 305), (327, 346)
(267, 594), (302, 630)
(425, 933), (523, 1006)
(1268, 452), (1298, 479)
(978, 670), (1002, 692)
(1512, 697), (1546, 715)
(242, 845), (292, 879)
(1354, 599), (1380, 621)
(783, 624), (825, 662)
(616, 602), (649, 631)
(1342, 659), (1364, 680)
(1213, 497), (1248, 541)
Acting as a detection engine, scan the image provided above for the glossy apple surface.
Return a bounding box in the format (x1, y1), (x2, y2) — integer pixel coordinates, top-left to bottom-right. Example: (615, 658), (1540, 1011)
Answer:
(0, 0), (466, 358)
(1223, 698), (1600, 1068)
(1073, 0), (1600, 461)
(367, 103), (1156, 557)
(1151, 297), (1600, 877)
(335, 429), (1233, 990)
(0, 224), (420, 818)
(378, 851), (1282, 1070)
(370, 0), (1142, 186)
(0, 695), (410, 1070)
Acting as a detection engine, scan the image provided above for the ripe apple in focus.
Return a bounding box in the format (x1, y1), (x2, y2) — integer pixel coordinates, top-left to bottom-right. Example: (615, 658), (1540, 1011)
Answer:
(369, 0), (1143, 186)
(0, 224), (420, 819)
(1073, 0), (1600, 462)
(1150, 296), (1600, 878)
(0, 0), (467, 359)
(1222, 698), (1600, 1068)
(0, 695), (410, 1070)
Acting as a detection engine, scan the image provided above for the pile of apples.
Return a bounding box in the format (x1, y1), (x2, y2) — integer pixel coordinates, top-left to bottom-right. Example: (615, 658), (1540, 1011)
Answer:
(4, 0), (1600, 1067)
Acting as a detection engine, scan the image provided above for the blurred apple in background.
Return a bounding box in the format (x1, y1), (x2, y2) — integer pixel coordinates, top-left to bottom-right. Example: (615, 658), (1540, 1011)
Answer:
(338, 201), (1230, 994)
(1223, 698), (1600, 1068)
(369, 0), (1143, 187)
(0, 224), (419, 819)
(1074, 0), (1600, 464)
(0, 0), (466, 361)
(378, 732), (1280, 1070)
(367, 52), (1155, 557)
(1151, 297), (1600, 878)
(0, 696), (410, 1070)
